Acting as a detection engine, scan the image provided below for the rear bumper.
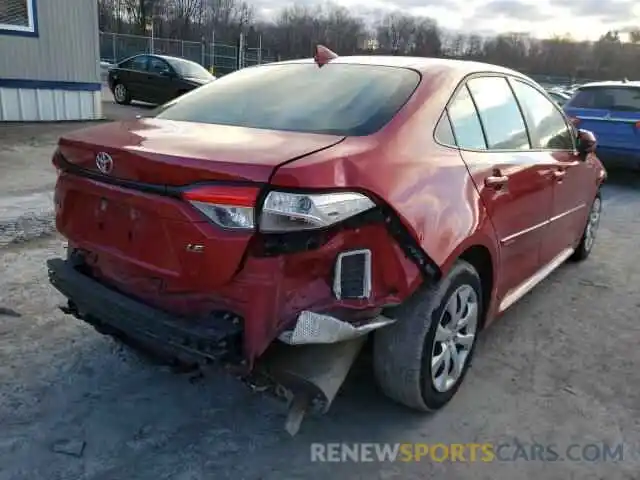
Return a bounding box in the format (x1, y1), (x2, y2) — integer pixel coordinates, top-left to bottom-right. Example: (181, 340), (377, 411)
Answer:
(47, 257), (244, 366)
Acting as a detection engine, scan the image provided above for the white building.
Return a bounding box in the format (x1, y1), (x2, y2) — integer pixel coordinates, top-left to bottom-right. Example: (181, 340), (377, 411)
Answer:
(0, 0), (102, 121)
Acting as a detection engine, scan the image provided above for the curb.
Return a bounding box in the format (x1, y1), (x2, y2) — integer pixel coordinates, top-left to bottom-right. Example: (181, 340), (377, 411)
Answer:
(0, 192), (56, 247)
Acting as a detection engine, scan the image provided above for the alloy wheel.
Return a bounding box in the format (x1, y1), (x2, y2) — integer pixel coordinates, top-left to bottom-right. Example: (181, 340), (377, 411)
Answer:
(584, 196), (601, 253)
(430, 284), (479, 393)
(114, 84), (126, 103)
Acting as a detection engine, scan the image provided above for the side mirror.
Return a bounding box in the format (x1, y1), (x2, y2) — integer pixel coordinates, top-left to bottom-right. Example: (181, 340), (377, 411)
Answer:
(159, 70), (174, 77)
(576, 129), (597, 159)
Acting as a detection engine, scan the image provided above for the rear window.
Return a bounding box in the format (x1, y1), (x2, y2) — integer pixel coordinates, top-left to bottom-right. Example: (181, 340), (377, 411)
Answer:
(154, 63), (421, 136)
(567, 86), (640, 112)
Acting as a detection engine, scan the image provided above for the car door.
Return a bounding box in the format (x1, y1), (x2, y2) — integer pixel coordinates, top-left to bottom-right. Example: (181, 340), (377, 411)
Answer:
(147, 56), (177, 104)
(121, 55), (150, 100)
(448, 76), (554, 310)
(510, 78), (594, 266)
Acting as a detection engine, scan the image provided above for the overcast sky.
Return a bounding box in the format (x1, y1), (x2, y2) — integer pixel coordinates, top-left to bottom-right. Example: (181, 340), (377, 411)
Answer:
(256, 0), (640, 41)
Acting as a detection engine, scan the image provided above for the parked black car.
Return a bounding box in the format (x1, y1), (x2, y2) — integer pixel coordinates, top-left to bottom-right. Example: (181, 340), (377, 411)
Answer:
(107, 54), (215, 105)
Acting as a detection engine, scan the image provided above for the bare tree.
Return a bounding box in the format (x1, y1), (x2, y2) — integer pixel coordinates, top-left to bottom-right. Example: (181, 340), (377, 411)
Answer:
(96, 0), (640, 80)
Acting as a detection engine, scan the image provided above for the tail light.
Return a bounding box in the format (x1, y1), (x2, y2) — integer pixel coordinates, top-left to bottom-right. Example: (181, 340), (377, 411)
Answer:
(182, 185), (376, 232)
(182, 185), (259, 230)
(635, 121), (640, 128)
(259, 191), (376, 232)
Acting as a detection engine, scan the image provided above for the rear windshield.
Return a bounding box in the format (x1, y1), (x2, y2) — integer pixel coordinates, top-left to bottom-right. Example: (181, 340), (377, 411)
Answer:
(154, 63), (421, 136)
(566, 86), (640, 112)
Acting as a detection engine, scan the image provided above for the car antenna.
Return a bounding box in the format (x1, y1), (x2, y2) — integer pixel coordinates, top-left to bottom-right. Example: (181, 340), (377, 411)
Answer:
(314, 45), (338, 67)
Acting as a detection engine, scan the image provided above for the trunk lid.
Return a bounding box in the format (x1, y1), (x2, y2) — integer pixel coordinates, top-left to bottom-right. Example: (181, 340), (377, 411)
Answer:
(58, 118), (345, 184)
(54, 118), (344, 302)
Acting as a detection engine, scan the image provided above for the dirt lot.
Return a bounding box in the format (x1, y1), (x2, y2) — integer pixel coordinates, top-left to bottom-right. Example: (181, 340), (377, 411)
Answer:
(0, 167), (639, 479)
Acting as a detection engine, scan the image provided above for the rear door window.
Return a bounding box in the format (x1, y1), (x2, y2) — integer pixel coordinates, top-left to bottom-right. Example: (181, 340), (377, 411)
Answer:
(121, 56), (148, 72)
(466, 76), (530, 150)
(149, 57), (171, 75)
(567, 86), (640, 112)
(511, 80), (575, 150)
(120, 55), (149, 72)
(155, 63), (420, 136)
(447, 85), (486, 150)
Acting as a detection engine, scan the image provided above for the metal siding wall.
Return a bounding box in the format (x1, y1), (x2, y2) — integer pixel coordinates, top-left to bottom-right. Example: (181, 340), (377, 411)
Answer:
(0, 88), (102, 121)
(0, 0), (100, 83)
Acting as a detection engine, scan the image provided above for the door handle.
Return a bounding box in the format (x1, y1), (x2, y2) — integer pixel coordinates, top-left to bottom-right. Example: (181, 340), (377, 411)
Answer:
(485, 175), (509, 188)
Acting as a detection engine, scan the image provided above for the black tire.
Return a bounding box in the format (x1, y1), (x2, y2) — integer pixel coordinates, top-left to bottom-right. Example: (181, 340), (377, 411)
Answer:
(570, 191), (602, 262)
(373, 260), (483, 411)
(113, 82), (131, 105)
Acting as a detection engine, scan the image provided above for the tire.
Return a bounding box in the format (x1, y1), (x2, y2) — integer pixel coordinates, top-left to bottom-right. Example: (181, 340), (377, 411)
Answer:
(373, 260), (482, 411)
(570, 191), (602, 262)
(113, 83), (131, 105)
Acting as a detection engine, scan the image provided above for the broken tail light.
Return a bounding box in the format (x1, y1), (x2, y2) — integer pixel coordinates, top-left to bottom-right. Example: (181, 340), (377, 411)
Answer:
(259, 191), (376, 232)
(182, 185), (377, 233)
(182, 185), (259, 230)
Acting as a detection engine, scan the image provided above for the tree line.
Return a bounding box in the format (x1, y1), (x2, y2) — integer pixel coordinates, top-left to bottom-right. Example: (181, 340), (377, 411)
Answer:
(98, 0), (640, 80)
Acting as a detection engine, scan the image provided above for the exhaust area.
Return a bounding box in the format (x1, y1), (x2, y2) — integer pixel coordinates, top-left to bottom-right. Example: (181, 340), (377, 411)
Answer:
(278, 310), (396, 345)
(260, 335), (367, 436)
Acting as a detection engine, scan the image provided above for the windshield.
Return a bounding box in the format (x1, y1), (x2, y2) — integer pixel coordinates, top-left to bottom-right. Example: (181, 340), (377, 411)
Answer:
(154, 63), (421, 136)
(167, 58), (213, 80)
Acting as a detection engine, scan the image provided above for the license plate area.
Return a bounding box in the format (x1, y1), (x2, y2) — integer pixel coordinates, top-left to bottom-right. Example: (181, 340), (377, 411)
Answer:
(61, 190), (177, 270)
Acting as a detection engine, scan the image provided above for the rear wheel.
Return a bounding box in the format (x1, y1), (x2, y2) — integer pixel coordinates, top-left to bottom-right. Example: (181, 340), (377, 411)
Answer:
(113, 83), (131, 105)
(373, 260), (482, 411)
(570, 192), (602, 262)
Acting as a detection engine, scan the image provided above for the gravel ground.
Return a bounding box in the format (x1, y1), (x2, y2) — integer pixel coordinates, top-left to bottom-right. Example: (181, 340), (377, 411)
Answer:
(0, 174), (639, 480)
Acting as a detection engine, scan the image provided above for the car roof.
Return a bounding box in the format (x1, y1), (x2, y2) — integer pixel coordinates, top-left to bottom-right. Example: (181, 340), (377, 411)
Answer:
(154, 54), (197, 64)
(271, 55), (531, 80)
(578, 80), (640, 89)
(127, 53), (197, 64)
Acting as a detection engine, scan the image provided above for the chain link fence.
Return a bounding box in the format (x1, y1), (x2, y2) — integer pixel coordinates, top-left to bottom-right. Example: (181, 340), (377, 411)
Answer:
(99, 32), (275, 76)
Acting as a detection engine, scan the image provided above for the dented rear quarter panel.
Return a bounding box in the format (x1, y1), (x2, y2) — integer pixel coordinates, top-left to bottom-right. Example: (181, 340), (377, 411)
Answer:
(269, 64), (501, 297)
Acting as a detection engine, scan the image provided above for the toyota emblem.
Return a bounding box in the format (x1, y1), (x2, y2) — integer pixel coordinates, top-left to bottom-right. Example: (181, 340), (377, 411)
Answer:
(96, 152), (113, 174)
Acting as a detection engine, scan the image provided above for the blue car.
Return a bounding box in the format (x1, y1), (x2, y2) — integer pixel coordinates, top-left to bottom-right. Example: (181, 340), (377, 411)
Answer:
(564, 81), (640, 168)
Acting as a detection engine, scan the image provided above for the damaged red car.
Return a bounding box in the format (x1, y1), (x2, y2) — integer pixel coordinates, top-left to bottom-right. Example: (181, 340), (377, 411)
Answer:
(47, 46), (606, 434)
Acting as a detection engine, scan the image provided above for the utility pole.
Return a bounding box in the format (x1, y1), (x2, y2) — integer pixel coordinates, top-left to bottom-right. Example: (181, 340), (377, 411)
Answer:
(150, 22), (154, 54)
(257, 34), (262, 64)
(211, 29), (216, 72)
(238, 32), (245, 69)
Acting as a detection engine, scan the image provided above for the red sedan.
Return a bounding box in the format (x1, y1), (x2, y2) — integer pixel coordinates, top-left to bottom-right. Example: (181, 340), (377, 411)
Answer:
(47, 46), (605, 433)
